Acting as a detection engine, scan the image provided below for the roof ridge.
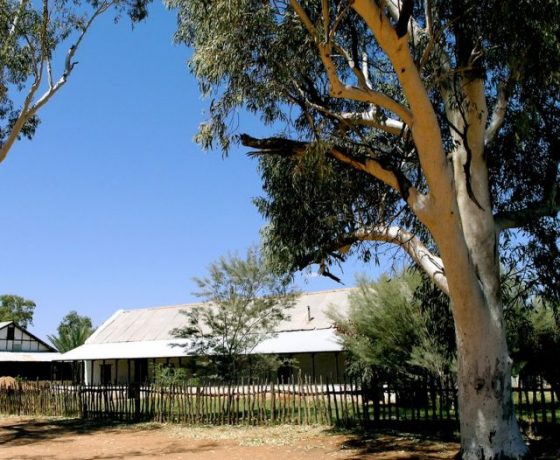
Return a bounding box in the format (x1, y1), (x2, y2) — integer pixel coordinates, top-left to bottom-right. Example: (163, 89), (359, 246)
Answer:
(115, 287), (356, 313)
(119, 301), (209, 313)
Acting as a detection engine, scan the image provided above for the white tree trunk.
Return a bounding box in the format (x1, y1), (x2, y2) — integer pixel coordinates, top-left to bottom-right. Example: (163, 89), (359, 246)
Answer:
(441, 80), (529, 459)
(454, 303), (528, 460)
(435, 221), (530, 459)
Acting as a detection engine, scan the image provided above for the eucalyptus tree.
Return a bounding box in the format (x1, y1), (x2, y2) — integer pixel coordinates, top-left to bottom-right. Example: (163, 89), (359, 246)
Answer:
(0, 0), (151, 164)
(168, 1), (559, 458)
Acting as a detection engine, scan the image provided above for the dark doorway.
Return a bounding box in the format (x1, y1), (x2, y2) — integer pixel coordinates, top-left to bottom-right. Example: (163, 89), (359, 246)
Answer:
(100, 364), (112, 385)
(134, 359), (148, 383)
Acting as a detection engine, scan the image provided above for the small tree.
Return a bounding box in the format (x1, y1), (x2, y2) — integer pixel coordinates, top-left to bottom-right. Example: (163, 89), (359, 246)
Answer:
(48, 310), (94, 352)
(173, 249), (298, 381)
(0, 0), (151, 164)
(330, 271), (455, 385)
(0, 294), (36, 328)
(48, 311), (94, 382)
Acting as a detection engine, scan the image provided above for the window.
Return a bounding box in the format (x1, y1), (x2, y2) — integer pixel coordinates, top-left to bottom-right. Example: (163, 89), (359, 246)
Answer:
(12, 343), (22, 351)
(6, 325), (15, 341)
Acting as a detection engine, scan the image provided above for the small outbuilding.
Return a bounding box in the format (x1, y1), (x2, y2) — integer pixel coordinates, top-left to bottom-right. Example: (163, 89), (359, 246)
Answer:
(0, 321), (62, 380)
(62, 289), (352, 384)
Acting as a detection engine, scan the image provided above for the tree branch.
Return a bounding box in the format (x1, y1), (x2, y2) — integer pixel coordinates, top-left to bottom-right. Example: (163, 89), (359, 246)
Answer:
(240, 134), (428, 218)
(494, 187), (560, 232)
(6, 0), (30, 41)
(289, 224), (449, 296)
(394, 0), (414, 38)
(0, 1), (114, 165)
(338, 110), (406, 136)
(385, 0), (421, 41)
(351, 0), (453, 222)
(290, 0), (413, 126)
(290, 80), (406, 136)
(332, 42), (369, 89)
(354, 225), (449, 295)
(484, 81), (509, 146)
(34, 2), (112, 112)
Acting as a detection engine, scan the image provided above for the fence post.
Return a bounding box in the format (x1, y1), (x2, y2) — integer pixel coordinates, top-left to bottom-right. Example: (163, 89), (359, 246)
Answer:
(130, 383), (141, 422)
(539, 379), (547, 424)
(271, 380), (276, 424)
(550, 387), (557, 425)
(80, 384), (87, 419)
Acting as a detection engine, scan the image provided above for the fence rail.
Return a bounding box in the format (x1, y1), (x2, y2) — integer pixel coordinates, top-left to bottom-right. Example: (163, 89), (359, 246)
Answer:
(0, 378), (557, 428)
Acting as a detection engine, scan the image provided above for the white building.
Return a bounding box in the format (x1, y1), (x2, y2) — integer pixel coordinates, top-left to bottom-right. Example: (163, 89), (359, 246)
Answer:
(62, 289), (352, 384)
(0, 321), (62, 380)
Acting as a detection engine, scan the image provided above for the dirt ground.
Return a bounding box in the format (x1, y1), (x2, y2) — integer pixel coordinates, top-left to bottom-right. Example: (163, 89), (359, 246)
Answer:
(0, 417), (557, 460)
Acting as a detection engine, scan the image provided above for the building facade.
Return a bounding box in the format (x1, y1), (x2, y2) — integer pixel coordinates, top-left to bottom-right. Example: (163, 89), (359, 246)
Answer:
(62, 289), (352, 384)
(0, 321), (63, 380)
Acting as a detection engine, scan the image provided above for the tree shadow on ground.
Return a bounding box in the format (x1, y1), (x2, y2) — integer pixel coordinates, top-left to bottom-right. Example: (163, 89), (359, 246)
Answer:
(4, 441), (221, 460)
(524, 424), (560, 460)
(0, 417), (157, 448)
(327, 422), (560, 460)
(326, 424), (460, 460)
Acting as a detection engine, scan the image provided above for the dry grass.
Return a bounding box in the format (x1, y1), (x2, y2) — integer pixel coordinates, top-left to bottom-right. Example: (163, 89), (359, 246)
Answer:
(133, 422), (332, 447)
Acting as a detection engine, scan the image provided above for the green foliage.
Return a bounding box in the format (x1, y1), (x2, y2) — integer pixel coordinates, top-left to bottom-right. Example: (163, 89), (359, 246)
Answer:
(170, 0), (560, 301)
(329, 271), (455, 384)
(0, 294), (36, 328)
(506, 299), (560, 393)
(173, 248), (298, 381)
(48, 310), (94, 352)
(150, 362), (188, 386)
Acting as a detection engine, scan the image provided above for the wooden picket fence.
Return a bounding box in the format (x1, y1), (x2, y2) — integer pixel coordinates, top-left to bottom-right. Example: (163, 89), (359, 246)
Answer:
(0, 382), (81, 417)
(513, 384), (558, 426)
(0, 377), (557, 428)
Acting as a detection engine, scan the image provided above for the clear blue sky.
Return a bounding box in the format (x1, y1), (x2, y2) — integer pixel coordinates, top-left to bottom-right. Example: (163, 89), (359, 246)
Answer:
(0, 3), (385, 341)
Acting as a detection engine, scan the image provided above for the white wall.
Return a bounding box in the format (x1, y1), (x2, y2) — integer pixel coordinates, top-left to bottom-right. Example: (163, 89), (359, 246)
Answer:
(0, 325), (51, 352)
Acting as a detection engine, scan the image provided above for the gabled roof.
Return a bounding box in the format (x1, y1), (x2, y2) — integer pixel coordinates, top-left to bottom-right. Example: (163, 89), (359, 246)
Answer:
(0, 321), (58, 352)
(85, 288), (352, 346)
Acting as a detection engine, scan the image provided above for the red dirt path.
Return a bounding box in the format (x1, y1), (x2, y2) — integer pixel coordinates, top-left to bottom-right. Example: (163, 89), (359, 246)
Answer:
(1, 416), (558, 459)
(0, 417), (459, 459)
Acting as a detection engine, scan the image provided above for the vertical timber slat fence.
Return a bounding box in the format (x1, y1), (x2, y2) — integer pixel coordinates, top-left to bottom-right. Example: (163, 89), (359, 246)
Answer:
(0, 378), (557, 428)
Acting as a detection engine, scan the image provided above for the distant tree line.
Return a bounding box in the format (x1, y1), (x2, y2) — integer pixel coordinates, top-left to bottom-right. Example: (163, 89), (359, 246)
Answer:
(0, 294), (94, 353)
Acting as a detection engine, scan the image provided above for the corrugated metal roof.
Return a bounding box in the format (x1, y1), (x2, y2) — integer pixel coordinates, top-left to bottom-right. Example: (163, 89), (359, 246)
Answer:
(276, 289), (351, 331)
(61, 339), (192, 360)
(86, 288), (353, 345)
(252, 329), (342, 354)
(0, 352), (61, 362)
(61, 329), (343, 361)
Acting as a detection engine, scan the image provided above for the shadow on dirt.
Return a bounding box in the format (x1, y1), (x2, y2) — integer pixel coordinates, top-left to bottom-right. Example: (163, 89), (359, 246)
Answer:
(327, 422), (560, 460)
(2, 417), (559, 459)
(525, 426), (560, 460)
(0, 417), (156, 448)
(327, 424), (460, 459)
